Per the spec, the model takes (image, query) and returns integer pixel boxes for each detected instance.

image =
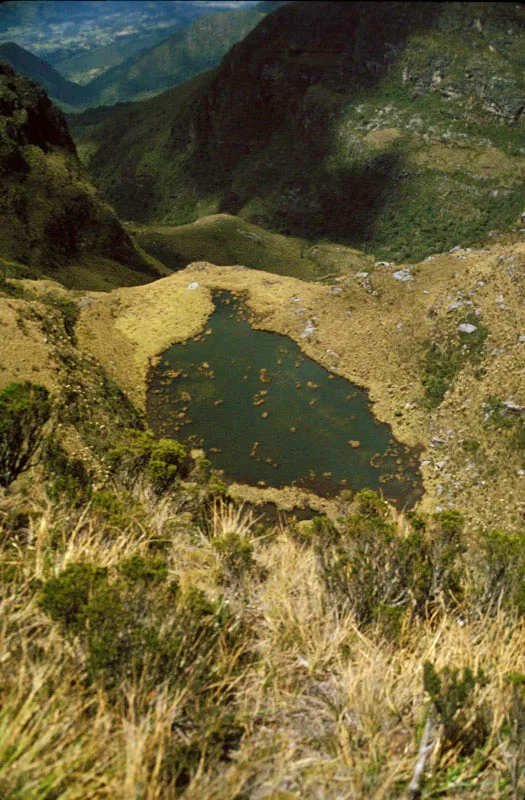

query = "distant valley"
[0,4,267,110]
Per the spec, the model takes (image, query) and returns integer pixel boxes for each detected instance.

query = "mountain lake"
[147,291,422,505]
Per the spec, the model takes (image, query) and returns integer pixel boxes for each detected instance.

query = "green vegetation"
[0,382,51,487]
[133,214,373,281]
[43,440,92,505]
[421,316,489,407]
[306,495,465,632]
[0,61,164,290]
[423,661,489,754]
[484,396,525,455]
[108,430,189,492]
[478,529,525,614]
[71,2,525,264]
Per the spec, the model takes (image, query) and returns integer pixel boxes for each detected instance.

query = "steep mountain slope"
[70,71,214,224]
[0,61,162,290]
[83,8,265,106]
[73,1,525,262]
[0,42,88,110]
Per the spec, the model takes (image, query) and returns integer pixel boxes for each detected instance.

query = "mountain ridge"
[83,8,265,106]
[0,7,267,112]
[0,41,89,109]
[72,0,525,262]
[0,61,163,290]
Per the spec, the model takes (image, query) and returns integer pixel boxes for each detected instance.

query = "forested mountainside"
[72,0,525,262]
[0,61,162,289]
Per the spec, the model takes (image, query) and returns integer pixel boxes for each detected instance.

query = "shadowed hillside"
[72,1,525,262]
[0,41,89,110]
[0,62,163,289]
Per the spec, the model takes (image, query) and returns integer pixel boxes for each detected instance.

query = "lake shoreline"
[77,245,525,532]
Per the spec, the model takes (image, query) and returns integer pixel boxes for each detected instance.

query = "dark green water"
[147,292,421,505]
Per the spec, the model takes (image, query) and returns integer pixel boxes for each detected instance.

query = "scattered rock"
[458,323,477,334]
[502,400,523,414]
[392,268,412,282]
[300,320,316,339]
[186,281,199,290]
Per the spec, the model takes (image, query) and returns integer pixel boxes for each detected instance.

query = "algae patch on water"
[147,292,421,504]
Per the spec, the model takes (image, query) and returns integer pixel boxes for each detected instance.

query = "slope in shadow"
[189,1,443,242]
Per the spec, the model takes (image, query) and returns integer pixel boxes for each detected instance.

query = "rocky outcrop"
[0,61,158,285]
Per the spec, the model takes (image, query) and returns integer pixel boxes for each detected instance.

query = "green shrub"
[41,560,244,693]
[41,562,108,634]
[421,318,488,407]
[478,529,525,614]
[43,440,92,505]
[118,553,168,586]
[312,495,465,629]
[484,396,525,456]
[423,661,489,754]
[107,430,188,491]
[0,382,51,487]
[212,532,255,581]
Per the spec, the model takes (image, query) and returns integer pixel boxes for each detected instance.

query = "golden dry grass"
[1,485,523,799]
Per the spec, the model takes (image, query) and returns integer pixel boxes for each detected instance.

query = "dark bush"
[41,560,244,691]
[423,661,489,754]
[478,529,525,614]
[0,382,51,487]
[311,492,465,629]
[43,440,92,505]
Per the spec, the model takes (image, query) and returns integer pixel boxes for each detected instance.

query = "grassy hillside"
[73,1,525,263]
[83,8,265,106]
[0,62,164,290]
[132,213,374,280]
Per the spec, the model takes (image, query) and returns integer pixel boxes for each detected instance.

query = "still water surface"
[147,292,421,504]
